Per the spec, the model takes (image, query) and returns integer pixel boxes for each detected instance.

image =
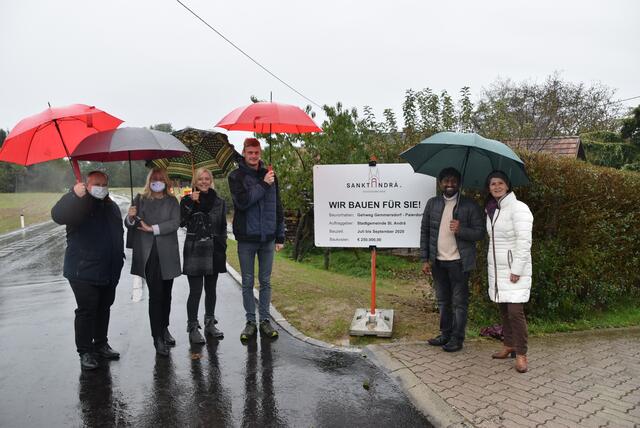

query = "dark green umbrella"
[400,132,530,189]
[149,127,239,181]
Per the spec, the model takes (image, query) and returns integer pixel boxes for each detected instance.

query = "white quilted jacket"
[486,192,533,303]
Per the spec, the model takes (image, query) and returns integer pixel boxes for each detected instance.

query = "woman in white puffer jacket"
[485,170,533,373]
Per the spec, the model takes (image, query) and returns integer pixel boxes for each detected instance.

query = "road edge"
[225,261,468,426]
[365,344,471,428]
[225,262,361,353]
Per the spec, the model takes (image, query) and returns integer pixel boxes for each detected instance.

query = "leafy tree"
[0,129,26,192]
[458,86,474,132]
[473,73,621,145]
[621,105,640,146]
[149,123,174,133]
[382,108,398,134]
[440,90,456,131]
[402,89,418,143]
[420,88,441,133]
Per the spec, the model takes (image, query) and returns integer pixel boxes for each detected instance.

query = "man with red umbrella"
[228,138,285,341]
[51,171,125,370]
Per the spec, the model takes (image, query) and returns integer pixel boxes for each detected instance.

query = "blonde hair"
[192,167,215,189]
[142,167,172,199]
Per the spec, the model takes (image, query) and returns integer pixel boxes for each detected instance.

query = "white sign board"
[313,163,436,248]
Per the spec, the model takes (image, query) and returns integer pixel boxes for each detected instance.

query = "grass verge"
[226,242,640,346]
[226,241,440,346]
[0,192,64,234]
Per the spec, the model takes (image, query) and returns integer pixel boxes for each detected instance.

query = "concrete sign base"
[349,308,394,337]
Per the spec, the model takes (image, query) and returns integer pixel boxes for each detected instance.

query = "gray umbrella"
[71,127,190,200]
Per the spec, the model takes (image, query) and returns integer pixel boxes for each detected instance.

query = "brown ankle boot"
[515,354,528,373]
[491,347,516,359]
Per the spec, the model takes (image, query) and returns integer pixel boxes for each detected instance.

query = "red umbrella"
[215,101,322,163]
[215,102,322,134]
[0,104,123,181]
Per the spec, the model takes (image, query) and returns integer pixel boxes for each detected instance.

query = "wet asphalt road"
[0,198,429,427]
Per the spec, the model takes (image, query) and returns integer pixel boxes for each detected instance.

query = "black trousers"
[69,281,116,355]
[187,273,219,323]
[146,243,173,339]
[431,259,470,341]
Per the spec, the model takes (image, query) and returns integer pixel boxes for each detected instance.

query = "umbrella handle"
[71,159,82,183]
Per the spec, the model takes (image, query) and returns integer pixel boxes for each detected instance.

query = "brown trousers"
[499,303,528,355]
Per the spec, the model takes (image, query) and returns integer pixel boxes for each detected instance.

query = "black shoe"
[95,344,120,360]
[442,338,463,352]
[154,337,169,357]
[187,321,205,344]
[163,328,176,347]
[80,353,99,370]
[205,316,224,339]
[427,335,450,346]
[240,321,257,341]
[259,320,279,339]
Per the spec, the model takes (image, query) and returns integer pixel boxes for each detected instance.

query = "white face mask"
[150,181,166,193]
[89,185,108,200]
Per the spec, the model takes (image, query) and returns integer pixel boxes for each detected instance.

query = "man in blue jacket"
[51,171,125,370]
[229,138,285,341]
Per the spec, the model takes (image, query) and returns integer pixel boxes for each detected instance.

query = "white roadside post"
[313,162,436,337]
[20,212,25,229]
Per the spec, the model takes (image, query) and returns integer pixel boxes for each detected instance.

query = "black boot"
[442,338,463,352]
[95,343,120,360]
[80,353,99,370]
[154,337,169,357]
[163,327,176,347]
[187,321,205,344]
[204,316,224,339]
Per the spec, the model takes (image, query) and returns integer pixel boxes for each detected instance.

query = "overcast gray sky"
[1,0,638,149]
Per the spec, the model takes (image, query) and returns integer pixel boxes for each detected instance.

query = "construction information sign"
[313,163,436,248]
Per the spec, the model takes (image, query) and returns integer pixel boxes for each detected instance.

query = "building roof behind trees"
[504,136,585,160]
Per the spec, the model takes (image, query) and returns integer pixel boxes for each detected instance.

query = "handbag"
[183,211,215,275]
[183,237,214,275]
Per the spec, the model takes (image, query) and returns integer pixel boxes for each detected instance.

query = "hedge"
[468,151,640,323]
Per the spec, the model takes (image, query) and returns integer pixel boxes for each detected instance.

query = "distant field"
[0,187,167,234]
[0,193,64,234]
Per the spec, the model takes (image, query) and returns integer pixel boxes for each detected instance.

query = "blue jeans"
[431,259,470,341]
[237,240,275,323]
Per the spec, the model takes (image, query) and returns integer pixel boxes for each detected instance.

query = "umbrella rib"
[24,121,54,165]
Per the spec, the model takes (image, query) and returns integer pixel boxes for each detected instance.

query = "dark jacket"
[51,191,125,286]
[180,190,228,274]
[228,159,285,244]
[420,194,484,272]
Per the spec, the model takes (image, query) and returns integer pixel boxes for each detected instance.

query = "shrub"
[580,130,624,144]
[468,151,640,323]
[582,141,640,169]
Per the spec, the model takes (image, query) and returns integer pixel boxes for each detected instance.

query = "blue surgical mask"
[89,185,108,200]
[150,181,166,193]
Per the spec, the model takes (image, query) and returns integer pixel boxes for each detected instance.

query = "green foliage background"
[468,151,640,324]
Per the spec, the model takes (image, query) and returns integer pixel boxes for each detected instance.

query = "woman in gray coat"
[126,167,181,357]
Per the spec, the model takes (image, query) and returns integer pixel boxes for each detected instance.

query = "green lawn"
[0,192,64,234]
[226,241,440,346]
[226,240,640,346]
[0,188,140,234]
